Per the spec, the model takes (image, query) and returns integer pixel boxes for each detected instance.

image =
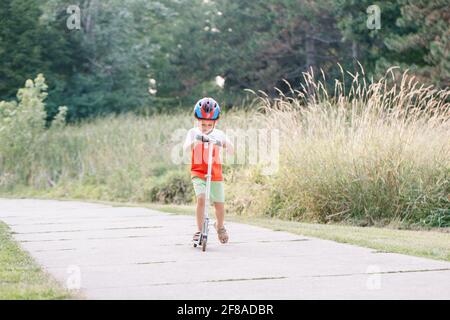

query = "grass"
[0,221,73,299]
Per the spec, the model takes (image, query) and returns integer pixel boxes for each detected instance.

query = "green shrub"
[0,74,67,189]
[145,170,193,204]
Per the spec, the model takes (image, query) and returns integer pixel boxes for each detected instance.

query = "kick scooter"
[193,134,221,252]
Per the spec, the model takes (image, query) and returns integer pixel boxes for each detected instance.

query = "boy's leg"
[214,202,225,229]
[196,194,205,231]
[211,181,226,229]
[214,201,229,243]
[192,177,206,232]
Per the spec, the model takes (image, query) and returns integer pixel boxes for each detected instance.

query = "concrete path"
[0,198,449,299]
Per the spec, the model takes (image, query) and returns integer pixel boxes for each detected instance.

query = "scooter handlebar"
[195,134,222,146]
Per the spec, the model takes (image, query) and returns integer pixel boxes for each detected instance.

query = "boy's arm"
[183,139,193,152]
[183,130,202,152]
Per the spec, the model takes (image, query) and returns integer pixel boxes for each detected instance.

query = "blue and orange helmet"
[194,97,221,120]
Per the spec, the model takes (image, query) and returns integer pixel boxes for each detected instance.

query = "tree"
[167,0,345,98]
[333,0,403,76]
[41,0,178,120]
[381,0,449,87]
[0,0,73,109]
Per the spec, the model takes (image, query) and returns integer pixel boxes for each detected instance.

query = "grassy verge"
[0,221,73,299]
[6,194,447,262]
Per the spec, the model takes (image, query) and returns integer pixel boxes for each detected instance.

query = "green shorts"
[192,177,225,203]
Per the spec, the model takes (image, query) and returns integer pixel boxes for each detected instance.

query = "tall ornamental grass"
[227,66,449,228]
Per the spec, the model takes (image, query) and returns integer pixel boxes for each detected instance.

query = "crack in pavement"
[206,276,288,283]
[135,261,176,265]
[7,219,157,226]
[215,238,309,244]
[257,239,309,243]
[86,276,289,290]
[310,267,450,278]
[12,226,163,235]
[84,268,450,291]
[19,238,72,243]
[39,260,179,269]
[18,235,155,242]
[34,248,76,252]
[2,215,154,222]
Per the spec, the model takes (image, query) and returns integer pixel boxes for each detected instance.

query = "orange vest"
[191,142,223,181]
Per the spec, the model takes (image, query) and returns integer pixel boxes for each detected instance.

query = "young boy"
[183,97,234,244]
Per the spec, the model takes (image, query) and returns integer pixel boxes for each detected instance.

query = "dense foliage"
[0,0,448,120]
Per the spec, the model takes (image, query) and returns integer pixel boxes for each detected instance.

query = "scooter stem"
[202,141,214,237]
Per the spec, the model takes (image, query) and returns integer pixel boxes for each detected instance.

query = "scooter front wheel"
[202,236,207,252]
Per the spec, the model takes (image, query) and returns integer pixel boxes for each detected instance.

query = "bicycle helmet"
[194,97,221,120]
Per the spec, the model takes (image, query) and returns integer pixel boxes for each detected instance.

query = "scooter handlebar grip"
[195,134,210,142]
